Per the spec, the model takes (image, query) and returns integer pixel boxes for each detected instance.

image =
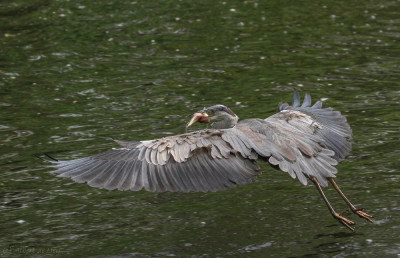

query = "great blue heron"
[51,89,373,231]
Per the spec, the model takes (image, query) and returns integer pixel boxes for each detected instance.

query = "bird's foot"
[352,208,374,223]
[333,212,356,231]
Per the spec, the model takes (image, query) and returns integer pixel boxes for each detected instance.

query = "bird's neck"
[211,114,239,129]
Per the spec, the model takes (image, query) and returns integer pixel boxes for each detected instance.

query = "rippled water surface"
[1,0,399,257]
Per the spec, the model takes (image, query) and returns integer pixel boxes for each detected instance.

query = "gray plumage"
[51,89,352,192]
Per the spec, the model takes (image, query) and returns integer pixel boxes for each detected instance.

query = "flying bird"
[51,89,373,231]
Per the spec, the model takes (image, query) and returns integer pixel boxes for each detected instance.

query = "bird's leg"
[311,177,356,231]
[328,178,374,223]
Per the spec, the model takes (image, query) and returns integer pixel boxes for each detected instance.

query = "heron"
[51,89,373,231]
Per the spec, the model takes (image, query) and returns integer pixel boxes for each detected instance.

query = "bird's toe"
[333,213,356,231]
[354,209,374,223]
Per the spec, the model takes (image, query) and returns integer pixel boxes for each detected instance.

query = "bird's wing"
[229,118,338,187]
[278,89,352,160]
[51,129,260,192]
[222,89,352,187]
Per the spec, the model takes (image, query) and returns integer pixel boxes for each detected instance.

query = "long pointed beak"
[186,112,209,128]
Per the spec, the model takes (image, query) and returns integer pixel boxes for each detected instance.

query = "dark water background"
[1,0,399,257]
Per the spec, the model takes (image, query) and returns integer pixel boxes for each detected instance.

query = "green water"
[1,0,399,257]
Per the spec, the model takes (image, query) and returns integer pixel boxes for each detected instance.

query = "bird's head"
[186,105,238,129]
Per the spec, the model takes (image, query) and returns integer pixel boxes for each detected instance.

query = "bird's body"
[51,89,373,231]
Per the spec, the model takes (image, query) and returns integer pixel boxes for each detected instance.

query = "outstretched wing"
[52,130,260,192]
[278,89,352,160]
[224,89,351,187]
